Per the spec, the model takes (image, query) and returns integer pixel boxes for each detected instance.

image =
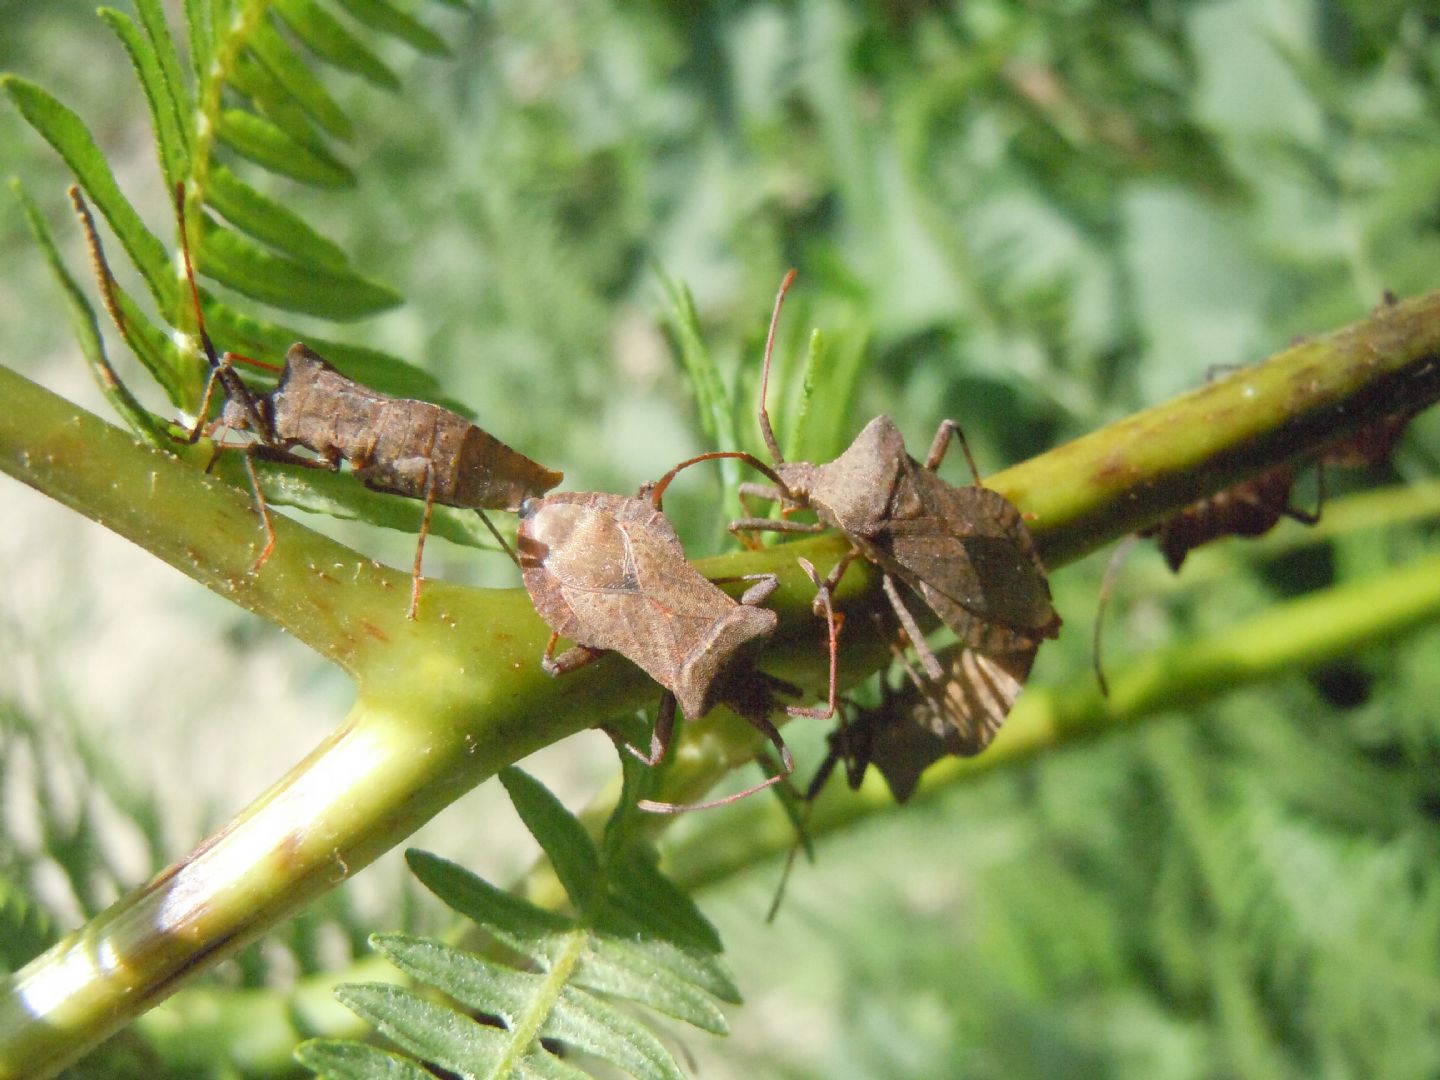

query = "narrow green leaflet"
[248,14,354,140]
[134,0,194,146]
[12,179,168,446]
[198,214,401,319]
[570,942,730,1034]
[272,0,401,90]
[207,164,351,270]
[802,320,870,464]
[586,933,740,1006]
[1,77,173,309]
[217,107,356,188]
[229,53,336,156]
[334,0,451,56]
[296,1040,434,1080]
[405,850,572,961]
[182,0,213,86]
[333,983,514,1077]
[605,846,722,955]
[659,274,744,519]
[499,768,603,916]
[98,8,190,186]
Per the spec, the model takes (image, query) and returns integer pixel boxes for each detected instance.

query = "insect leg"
[637,727,794,814]
[239,447,277,572]
[784,557,839,721]
[407,468,437,619]
[728,517,825,541]
[881,574,944,680]
[476,510,520,566]
[924,418,983,486]
[756,269,799,465]
[816,548,861,614]
[542,639,608,677]
[601,691,677,768]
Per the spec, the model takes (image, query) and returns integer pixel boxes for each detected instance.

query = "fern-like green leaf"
[333,0,452,56]
[272,0,402,90]
[248,14,355,141]
[333,983,538,1077]
[98,7,190,187]
[1,76,173,308]
[216,107,356,187]
[373,935,685,1080]
[314,775,738,1079]
[197,213,401,319]
[11,179,169,445]
[207,164,351,270]
[498,768,603,916]
[297,1039,434,1080]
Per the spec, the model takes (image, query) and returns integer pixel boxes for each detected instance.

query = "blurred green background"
[4,1,1440,1077]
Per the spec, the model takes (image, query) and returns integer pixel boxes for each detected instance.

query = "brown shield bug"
[77,183,564,618]
[516,452,840,813]
[725,271,1061,679]
[1091,401,1421,694]
[1139,463,1318,574]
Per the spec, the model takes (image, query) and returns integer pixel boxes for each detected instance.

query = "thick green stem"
[0,286,1437,1077]
[664,546,1440,891]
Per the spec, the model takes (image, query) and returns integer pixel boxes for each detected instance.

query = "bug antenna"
[757,269,797,466]
[649,450,790,509]
[173,182,222,372]
[637,769,789,814]
[766,803,812,923]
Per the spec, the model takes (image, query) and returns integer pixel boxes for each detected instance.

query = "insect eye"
[519,497,539,518]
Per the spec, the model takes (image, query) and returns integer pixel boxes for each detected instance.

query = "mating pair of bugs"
[74,185,1061,810]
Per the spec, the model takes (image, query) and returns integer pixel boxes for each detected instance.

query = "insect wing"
[874,470,1060,649]
[519,494,768,708]
[864,645,1035,800]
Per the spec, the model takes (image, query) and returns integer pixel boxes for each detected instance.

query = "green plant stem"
[665,546,1440,892]
[0,286,1438,1077]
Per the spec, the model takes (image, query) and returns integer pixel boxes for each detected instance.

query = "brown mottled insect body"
[1140,463,1309,573]
[518,456,840,812]
[518,490,778,723]
[250,344,562,516]
[730,273,1060,677]
[122,185,565,618]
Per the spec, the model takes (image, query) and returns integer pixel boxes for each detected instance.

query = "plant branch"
[0,284,1437,1077]
[663,546,1440,892]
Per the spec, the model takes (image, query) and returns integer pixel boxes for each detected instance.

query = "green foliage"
[2,0,472,537]
[303,769,738,1080]
[2,1,1440,1079]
